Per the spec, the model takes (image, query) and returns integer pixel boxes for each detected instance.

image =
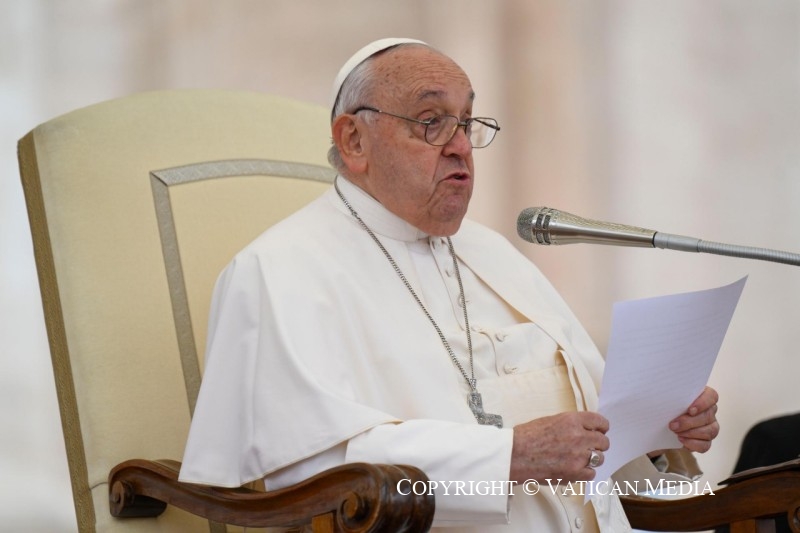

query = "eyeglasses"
[353,106,500,148]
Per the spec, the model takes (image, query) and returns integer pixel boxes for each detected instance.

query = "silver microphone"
[516,206,800,267]
[516,207,655,247]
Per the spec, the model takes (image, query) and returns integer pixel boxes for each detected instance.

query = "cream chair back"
[19,90,335,532]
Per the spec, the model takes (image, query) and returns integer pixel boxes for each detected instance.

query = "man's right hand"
[509,411,610,483]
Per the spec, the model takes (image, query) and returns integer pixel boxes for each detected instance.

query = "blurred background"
[2,0,798,530]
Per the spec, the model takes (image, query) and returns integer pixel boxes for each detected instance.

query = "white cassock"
[180,176,697,532]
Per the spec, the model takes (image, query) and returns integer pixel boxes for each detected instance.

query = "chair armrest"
[109,459,435,532]
[620,458,800,532]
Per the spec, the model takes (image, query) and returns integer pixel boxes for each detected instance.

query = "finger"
[576,450,605,482]
[587,449,605,467]
[581,454,603,481]
[671,403,718,432]
[591,433,611,452]
[687,386,719,417]
[581,412,610,434]
[679,436,713,454]
[676,421,720,442]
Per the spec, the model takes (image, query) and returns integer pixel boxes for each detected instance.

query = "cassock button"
[575,517,584,529]
[495,332,508,342]
[503,364,517,374]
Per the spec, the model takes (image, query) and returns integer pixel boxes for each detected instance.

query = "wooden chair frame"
[108,458,800,532]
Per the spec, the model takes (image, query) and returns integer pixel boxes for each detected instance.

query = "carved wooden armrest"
[109,459,435,532]
[620,458,800,532]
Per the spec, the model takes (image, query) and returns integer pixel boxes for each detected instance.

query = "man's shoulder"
[458,218,503,238]
[454,218,547,281]
[235,191,336,257]
[456,218,520,253]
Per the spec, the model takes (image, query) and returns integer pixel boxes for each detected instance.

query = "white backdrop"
[2,1,798,531]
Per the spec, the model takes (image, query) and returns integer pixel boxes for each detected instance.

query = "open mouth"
[447,172,471,182]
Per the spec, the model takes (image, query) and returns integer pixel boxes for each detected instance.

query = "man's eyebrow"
[415,89,446,102]
[415,89,476,103]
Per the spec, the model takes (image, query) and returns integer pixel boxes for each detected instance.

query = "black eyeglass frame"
[353,106,500,148]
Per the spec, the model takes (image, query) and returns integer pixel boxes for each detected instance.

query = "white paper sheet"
[592,276,747,486]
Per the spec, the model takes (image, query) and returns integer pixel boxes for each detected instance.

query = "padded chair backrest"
[18,90,335,532]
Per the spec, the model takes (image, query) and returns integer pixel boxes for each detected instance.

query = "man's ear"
[331,114,368,174]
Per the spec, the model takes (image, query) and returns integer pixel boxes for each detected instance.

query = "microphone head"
[517,207,557,244]
[517,206,656,247]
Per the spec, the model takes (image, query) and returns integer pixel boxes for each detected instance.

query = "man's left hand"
[668,386,720,453]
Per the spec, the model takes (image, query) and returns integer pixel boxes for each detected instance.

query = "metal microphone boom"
[516,206,800,267]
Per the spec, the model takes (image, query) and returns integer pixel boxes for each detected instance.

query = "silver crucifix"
[468,391,503,428]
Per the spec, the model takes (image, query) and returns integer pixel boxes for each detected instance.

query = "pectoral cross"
[468,391,503,428]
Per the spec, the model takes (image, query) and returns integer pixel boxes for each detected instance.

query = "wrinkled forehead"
[330,37,427,112]
[371,46,475,108]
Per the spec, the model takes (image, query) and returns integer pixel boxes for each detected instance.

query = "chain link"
[334,178,477,393]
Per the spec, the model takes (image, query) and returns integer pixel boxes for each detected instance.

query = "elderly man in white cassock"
[179,38,721,532]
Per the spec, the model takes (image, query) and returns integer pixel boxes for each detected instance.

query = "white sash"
[458,350,634,533]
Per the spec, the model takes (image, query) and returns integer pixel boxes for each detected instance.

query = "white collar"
[332,175,430,243]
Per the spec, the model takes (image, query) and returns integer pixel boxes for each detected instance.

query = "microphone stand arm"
[653,233,800,267]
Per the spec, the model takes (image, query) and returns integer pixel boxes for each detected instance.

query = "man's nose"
[442,125,473,156]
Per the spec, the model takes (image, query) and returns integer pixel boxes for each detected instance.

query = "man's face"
[354,46,476,237]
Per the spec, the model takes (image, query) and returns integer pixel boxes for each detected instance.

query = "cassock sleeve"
[264,420,515,527]
[179,250,400,487]
[345,421,515,526]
